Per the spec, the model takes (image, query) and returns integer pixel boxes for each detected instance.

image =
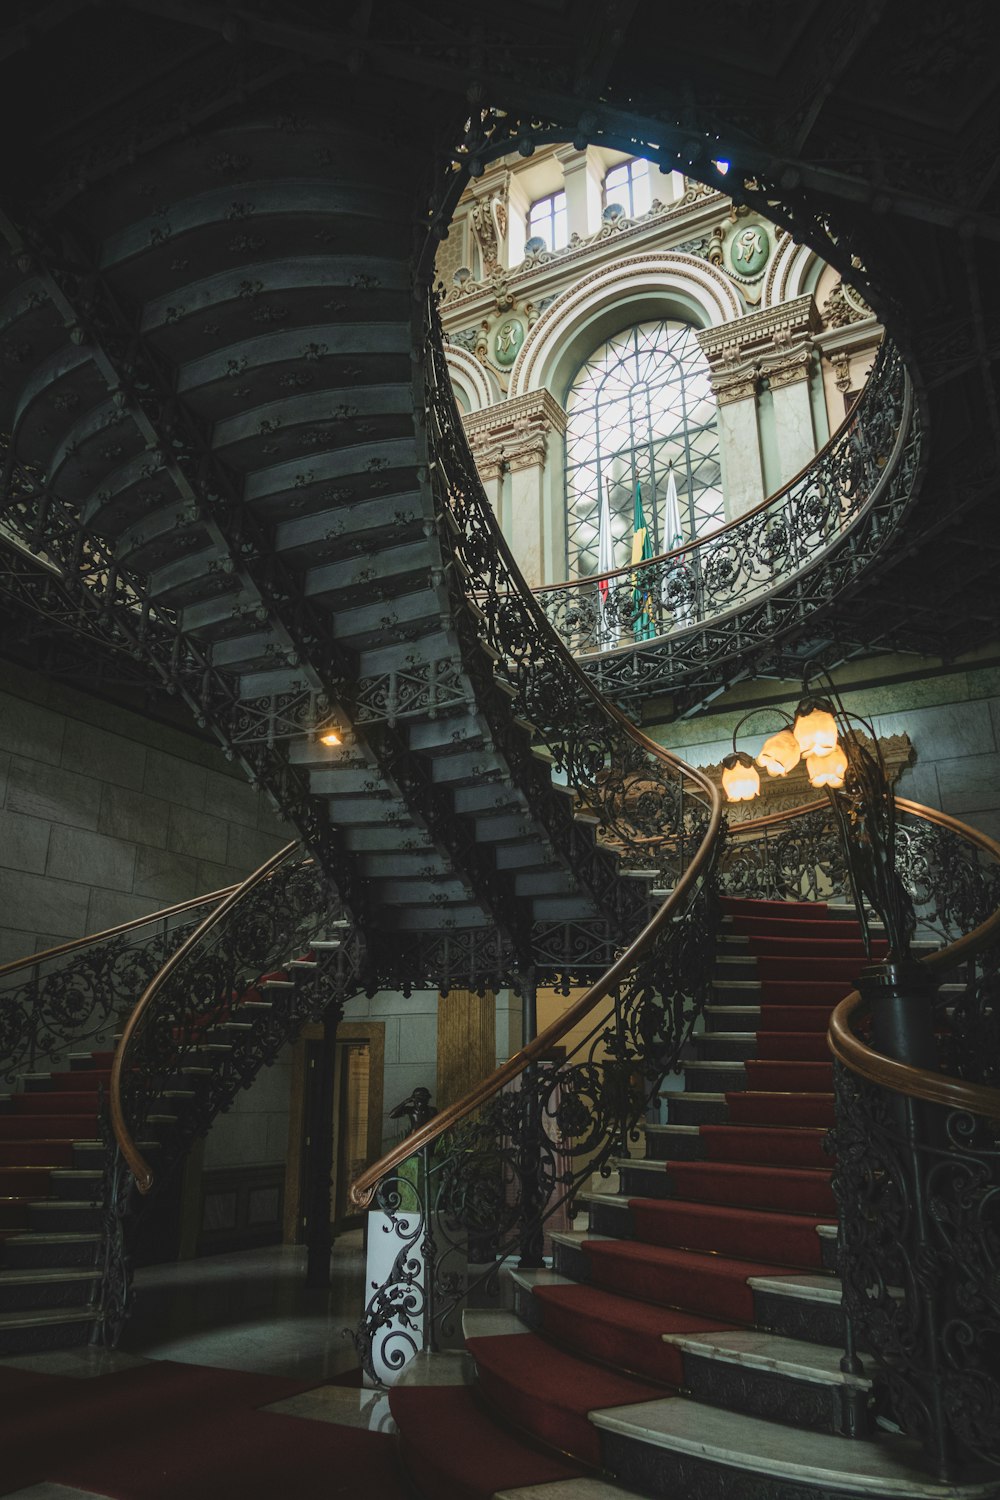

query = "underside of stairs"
[386,897,991,1500]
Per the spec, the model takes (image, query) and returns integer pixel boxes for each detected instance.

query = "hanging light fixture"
[721,751,761,802]
[792,697,839,758]
[806,742,848,789]
[756,728,801,777]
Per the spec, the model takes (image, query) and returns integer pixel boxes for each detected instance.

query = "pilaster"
[463,389,569,586]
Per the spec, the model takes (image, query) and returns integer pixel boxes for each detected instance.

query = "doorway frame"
[283,1020,385,1243]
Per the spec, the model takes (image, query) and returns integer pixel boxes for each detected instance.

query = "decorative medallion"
[493,314,526,366]
[727,222,770,280]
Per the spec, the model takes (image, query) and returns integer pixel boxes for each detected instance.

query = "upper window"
[564,320,722,578]
[527,191,568,252]
[604,158,651,219]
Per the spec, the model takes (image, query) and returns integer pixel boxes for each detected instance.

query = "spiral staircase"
[1,4,999,1498]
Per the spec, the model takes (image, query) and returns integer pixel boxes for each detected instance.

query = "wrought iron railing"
[723,795,1000,1480]
[827,807,1000,1482]
[0,884,238,1083]
[520,339,920,694]
[346,290,724,1378]
[96,841,363,1344]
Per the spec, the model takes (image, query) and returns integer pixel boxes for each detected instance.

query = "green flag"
[630,482,656,640]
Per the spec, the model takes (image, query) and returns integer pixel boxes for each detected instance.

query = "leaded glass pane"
[564,320,722,578]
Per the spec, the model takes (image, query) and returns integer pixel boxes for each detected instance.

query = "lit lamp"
[806,742,847,788]
[721,751,761,802]
[792,698,839,758]
[320,729,342,747]
[756,728,801,778]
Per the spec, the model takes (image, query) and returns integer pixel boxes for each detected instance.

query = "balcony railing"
[526,340,917,670]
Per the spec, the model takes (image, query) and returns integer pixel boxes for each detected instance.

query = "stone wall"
[0,659,292,966]
[648,660,1000,844]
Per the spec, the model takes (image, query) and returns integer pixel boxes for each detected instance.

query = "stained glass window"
[564,320,722,577]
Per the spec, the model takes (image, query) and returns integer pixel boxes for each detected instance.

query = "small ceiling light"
[792,699,839,759]
[807,742,848,789]
[721,751,760,803]
[320,730,341,747]
[756,728,801,778]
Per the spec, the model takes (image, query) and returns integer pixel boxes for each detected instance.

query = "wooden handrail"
[349,745,722,1210]
[827,797,1000,1121]
[111,841,299,1192]
[0,883,240,983]
[732,792,1000,1119]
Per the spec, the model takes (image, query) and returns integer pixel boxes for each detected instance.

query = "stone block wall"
[0,660,292,967]
[648,660,1000,844]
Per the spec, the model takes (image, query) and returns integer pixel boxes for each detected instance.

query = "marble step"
[0,1304,98,1355]
[660,1090,730,1126]
[590,1394,998,1500]
[0,1265,101,1314]
[2,1231,102,1269]
[663,1327,872,1436]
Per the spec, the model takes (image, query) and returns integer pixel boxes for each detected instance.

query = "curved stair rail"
[523,338,921,708]
[99,841,361,1343]
[722,794,1000,1480]
[345,289,724,1379]
[0,883,238,1084]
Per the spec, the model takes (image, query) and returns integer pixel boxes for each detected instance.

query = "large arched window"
[564,320,722,576]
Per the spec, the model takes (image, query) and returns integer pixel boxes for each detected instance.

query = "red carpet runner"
[0,1360,409,1499]
[389,896,872,1499]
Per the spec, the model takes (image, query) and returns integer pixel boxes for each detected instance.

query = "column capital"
[463,389,568,475]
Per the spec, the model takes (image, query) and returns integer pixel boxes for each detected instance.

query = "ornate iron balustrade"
[98,841,363,1344]
[0,886,237,1084]
[723,795,1000,1480]
[423,289,716,889]
[111,844,359,1191]
[516,340,920,707]
[352,856,722,1380]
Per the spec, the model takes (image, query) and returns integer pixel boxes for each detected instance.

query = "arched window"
[564,319,722,577]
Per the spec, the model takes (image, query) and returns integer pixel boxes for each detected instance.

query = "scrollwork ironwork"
[0,902,223,1084]
[353,868,721,1379]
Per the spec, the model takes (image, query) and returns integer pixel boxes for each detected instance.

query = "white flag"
[661,466,691,625]
[597,482,618,648]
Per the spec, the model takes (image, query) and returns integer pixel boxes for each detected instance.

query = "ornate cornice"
[698,292,821,402]
[463,388,568,476]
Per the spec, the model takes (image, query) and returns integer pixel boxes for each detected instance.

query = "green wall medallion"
[493,315,526,366]
[727,222,770,279]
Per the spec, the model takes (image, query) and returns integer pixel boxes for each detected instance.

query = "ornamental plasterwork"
[463,388,568,478]
[822,278,874,329]
[438,176,727,308]
[697,293,821,404]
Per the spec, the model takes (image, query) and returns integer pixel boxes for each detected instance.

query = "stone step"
[0,1265,101,1314]
[590,1395,996,1500]
[0,1305,99,1355]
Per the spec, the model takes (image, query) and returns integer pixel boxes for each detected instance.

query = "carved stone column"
[463,390,569,586]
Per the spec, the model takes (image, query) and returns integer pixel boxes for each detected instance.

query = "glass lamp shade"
[792,702,839,758]
[807,742,848,788]
[721,753,761,802]
[756,728,801,777]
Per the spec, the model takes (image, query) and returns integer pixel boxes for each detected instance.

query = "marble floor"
[1,1234,387,1500]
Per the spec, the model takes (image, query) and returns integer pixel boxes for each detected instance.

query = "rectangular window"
[527,191,568,252]
[604,158,652,219]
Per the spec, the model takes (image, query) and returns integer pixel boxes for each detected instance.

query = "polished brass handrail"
[349,740,722,1210]
[110,841,299,1192]
[0,882,240,983]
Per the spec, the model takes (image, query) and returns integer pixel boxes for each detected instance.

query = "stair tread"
[0,1306,100,1329]
[0,1267,101,1285]
[587,1396,994,1497]
[660,1328,871,1388]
